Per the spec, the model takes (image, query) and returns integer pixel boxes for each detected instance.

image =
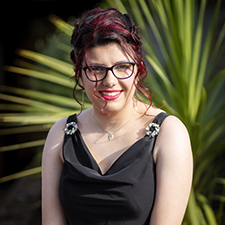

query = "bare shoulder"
[160,115,190,143]
[49,117,67,134]
[154,115,192,164]
[43,117,67,161]
[46,117,67,141]
[161,115,189,136]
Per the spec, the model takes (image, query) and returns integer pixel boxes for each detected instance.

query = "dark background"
[0,1,101,224]
[1,0,101,86]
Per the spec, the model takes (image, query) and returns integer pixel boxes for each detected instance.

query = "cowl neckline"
[63,112,169,176]
[76,129,151,176]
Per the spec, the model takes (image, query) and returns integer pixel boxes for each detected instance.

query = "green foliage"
[0,16,91,182]
[0,1,225,224]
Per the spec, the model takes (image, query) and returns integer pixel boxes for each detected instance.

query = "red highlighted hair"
[70,8,152,114]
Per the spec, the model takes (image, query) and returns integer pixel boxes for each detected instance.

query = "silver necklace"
[92,110,136,140]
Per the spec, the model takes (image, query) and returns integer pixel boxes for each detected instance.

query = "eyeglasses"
[81,62,136,82]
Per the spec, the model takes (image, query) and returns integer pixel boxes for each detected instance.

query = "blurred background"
[0,0,225,224]
[0,1,101,224]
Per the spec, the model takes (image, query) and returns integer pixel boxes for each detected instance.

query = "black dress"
[59,112,169,225]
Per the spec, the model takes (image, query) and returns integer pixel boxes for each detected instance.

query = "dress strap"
[153,112,170,126]
[67,114,77,123]
[145,112,170,138]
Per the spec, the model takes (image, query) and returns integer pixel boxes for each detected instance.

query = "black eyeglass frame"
[81,62,136,82]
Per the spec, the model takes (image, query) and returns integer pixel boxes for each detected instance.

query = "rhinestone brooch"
[146,123,160,138]
[64,122,78,135]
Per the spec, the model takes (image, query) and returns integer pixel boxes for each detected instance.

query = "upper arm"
[42,117,68,225]
[150,116,193,225]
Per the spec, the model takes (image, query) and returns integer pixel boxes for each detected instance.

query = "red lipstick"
[99,90,123,100]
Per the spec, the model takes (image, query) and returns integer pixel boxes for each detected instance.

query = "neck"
[92,103,136,132]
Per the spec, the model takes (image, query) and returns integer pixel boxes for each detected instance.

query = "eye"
[115,64,132,70]
[89,66,105,73]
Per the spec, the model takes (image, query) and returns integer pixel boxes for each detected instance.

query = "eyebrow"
[87,60,132,66]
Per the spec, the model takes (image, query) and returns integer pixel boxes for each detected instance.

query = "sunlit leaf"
[48,14,73,36]
[0,140,46,152]
[5,66,74,88]
[18,49,73,77]
[0,167,41,183]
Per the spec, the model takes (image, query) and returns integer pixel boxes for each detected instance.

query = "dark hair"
[70,7,152,114]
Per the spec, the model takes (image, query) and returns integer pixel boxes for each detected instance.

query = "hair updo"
[70,7,152,113]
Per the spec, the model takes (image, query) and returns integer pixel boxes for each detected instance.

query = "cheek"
[81,71,94,90]
[83,80,96,96]
[82,75,100,100]
[120,79,136,98]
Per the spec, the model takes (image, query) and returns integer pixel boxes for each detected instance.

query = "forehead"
[86,43,133,65]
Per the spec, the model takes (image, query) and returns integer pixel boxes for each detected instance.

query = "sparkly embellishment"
[146,123,160,138]
[108,133,113,140]
[64,122,78,135]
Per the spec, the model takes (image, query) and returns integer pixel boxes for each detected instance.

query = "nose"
[102,70,118,87]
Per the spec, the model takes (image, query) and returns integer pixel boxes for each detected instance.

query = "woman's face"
[81,43,137,115]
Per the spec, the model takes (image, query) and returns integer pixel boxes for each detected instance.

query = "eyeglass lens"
[84,62,135,81]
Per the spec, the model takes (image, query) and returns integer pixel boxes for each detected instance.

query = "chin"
[100,102,128,115]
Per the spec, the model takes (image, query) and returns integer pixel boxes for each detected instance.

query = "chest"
[81,127,147,175]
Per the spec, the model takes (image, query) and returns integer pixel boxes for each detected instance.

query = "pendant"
[108,133,113,140]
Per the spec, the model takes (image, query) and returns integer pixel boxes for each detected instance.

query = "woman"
[42,8,193,225]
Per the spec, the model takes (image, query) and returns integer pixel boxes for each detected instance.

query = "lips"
[99,90,123,100]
